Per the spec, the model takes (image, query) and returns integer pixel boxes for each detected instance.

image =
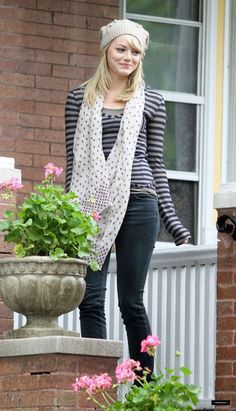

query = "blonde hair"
[83,35,144,105]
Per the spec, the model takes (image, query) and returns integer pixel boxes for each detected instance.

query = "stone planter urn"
[0,256,87,339]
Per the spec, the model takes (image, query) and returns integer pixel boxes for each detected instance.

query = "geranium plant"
[0,163,100,270]
[72,335,201,410]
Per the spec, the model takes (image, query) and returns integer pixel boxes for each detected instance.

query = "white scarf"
[70,83,145,268]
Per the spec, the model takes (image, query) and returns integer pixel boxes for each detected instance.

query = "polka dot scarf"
[70,83,145,269]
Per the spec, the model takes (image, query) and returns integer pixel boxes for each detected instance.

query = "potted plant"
[0,163,100,338]
[72,335,201,410]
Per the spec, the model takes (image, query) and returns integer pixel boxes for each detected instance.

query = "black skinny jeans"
[79,194,160,371]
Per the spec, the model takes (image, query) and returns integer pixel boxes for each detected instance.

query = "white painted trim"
[221,0,230,183]
[0,157,15,169]
[166,170,199,181]
[198,0,217,244]
[126,13,202,28]
[158,90,204,104]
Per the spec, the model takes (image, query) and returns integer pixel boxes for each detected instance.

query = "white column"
[0,157,21,183]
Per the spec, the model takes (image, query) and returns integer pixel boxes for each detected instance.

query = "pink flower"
[72,373,112,394]
[115,359,141,384]
[44,163,63,178]
[93,373,112,390]
[92,211,101,222]
[141,335,161,356]
[0,177,23,192]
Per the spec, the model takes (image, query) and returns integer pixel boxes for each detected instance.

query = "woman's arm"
[146,91,191,245]
[65,88,83,192]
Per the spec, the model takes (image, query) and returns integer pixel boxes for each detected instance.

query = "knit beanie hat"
[99,19,149,53]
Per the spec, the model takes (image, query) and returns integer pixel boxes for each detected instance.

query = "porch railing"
[14,244,217,409]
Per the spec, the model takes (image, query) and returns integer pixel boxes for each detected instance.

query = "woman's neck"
[103,79,128,109]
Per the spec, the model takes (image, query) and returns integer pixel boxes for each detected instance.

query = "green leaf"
[90,259,99,271]
[14,244,26,257]
[49,247,67,260]
[28,227,42,241]
[0,220,10,231]
[4,210,14,219]
[71,226,86,235]
[179,367,192,376]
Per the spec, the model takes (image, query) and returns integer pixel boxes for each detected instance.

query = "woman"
[65,19,191,373]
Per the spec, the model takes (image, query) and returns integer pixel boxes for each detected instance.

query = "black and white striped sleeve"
[65,88,83,192]
[146,89,191,245]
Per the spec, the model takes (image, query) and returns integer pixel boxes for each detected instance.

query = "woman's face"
[106,35,142,79]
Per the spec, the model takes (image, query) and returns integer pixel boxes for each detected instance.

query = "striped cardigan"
[65,86,191,245]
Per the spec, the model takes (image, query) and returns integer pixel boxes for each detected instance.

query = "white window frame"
[222,0,236,184]
[120,0,217,245]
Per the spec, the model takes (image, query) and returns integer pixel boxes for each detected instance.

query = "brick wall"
[0,352,119,410]
[215,207,236,410]
[0,0,119,201]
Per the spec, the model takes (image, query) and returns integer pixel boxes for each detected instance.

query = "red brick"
[51,90,67,103]
[53,13,86,29]
[216,376,236,391]
[0,6,19,20]
[69,28,99,43]
[0,60,16,72]
[0,111,17,126]
[86,16,111,30]
[217,301,234,316]
[217,271,233,285]
[37,0,71,12]
[0,46,35,61]
[50,143,66,157]
[35,24,69,39]
[218,316,236,331]
[17,61,51,76]
[0,72,35,87]
[18,8,53,24]
[0,84,17,98]
[0,32,21,47]
[35,129,64,143]
[51,117,65,130]
[36,50,69,65]
[216,361,233,376]
[53,64,85,81]
[16,140,50,155]
[53,38,82,53]
[69,53,98,68]
[1,126,34,140]
[0,301,13,319]
[0,20,36,36]
[36,75,68,91]
[1,0,36,7]
[87,3,118,18]
[21,34,53,50]
[17,113,50,129]
[217,346,236,361]
[0,318,13,335]
[0,100,35,114]
[33,154,66,169]
[218,286,236,300]
[17,87,51,102]
[0,138,15,151]
[35,102,64,117]
[217,331,234,346]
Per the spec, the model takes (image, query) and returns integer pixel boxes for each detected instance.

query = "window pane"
[164,102,196,172]
[139,20,199,93]
[127,0,201,21]
[158,180,197,244]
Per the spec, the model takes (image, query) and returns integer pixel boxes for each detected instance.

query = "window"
[123,0,206,244]
[223,0,236,183]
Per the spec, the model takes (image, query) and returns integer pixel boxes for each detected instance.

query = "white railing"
[14,244,217,409]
